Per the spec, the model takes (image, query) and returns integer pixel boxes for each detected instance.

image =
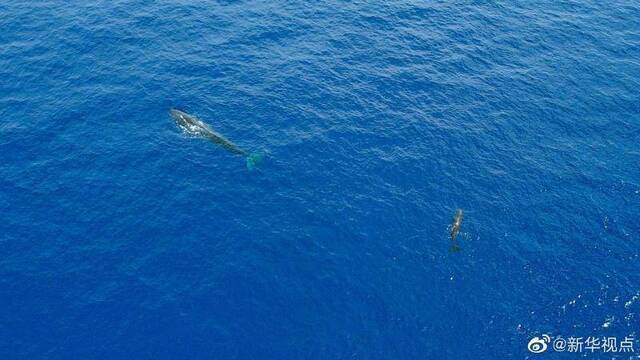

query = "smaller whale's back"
[450,209,463,241]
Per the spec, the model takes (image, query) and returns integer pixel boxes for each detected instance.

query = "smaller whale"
[170,109,262,170]
[449,209,463,252]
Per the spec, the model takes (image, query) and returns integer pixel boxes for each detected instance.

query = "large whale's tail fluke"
[246,152,264,171]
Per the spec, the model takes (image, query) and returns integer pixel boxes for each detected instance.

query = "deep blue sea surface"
[1,1,639,358]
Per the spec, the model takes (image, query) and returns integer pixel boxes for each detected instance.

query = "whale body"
[169,109,262,170]
[450,209,463,241]
[449,209,464,252]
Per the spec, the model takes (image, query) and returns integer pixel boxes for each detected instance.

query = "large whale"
[170,109,262,170]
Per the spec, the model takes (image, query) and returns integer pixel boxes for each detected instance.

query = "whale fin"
[246,153,264,171]
[449,243,462,253]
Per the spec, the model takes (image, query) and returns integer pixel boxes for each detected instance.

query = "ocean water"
[1,1,639,358]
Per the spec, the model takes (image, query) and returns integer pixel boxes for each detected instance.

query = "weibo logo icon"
[528,335,551,353]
